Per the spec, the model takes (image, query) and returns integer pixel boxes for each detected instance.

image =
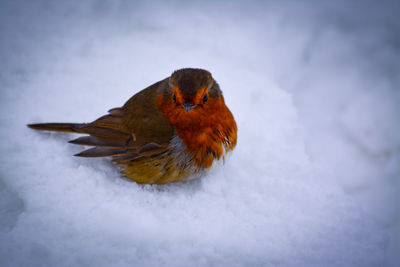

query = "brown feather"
[138,143,169,156]
[89,115,124,130]
[139,142,162,153]
[78,126,131,143]
[75,147,129,157]
[140,147,169,157]
[27,123,86,133]
[69,136,125,148]
[112,152,142,162]
[112,145,168,162]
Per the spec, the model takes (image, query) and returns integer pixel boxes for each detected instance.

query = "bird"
[28,68,237,184]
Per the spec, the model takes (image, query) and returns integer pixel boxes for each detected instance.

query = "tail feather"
[74,147,129,157]
[27,123,87,133]
[69,136,126,148]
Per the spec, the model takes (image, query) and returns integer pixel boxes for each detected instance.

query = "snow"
[1,0,399,266]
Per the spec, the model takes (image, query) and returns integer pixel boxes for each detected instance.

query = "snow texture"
[1,1,399,266]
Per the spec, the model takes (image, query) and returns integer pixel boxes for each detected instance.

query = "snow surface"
[1,1,399,266]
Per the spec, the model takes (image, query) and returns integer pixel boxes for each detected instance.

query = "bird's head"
[157,68,224,128]
[157,68,237,167]
[169,68,221,113]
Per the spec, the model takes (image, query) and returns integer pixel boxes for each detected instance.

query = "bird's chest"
[171,128,225,169]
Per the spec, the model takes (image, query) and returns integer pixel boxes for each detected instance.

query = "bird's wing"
[71,78,174,161]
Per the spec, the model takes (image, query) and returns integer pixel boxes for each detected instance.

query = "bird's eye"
[173,94,176,103]
[203,94,208,103]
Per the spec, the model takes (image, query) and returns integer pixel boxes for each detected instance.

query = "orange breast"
[157,94,237,168]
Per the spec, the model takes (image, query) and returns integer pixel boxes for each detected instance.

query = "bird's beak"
[183,103,195,112]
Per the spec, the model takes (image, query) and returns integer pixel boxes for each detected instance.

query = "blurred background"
[1,1,399,266]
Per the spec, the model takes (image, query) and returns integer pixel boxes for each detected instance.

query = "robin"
[28,68,237,184]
